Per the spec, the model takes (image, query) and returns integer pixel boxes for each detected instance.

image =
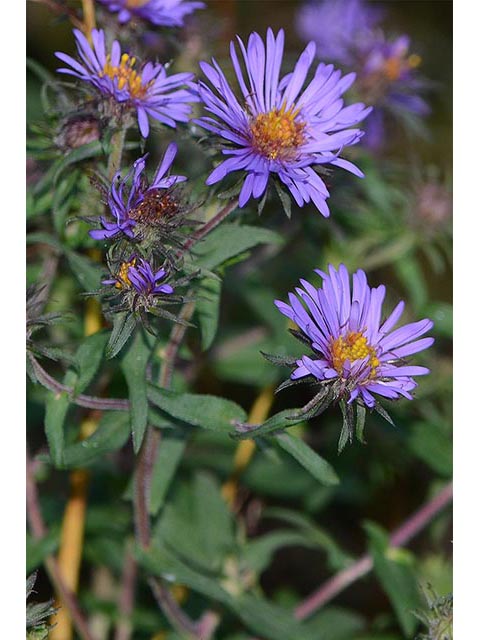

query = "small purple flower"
[195,28,371,216]
[55,28,197,137]
[103,255,174,296]
[97,0,205,27]
[275,264,434,408]
[89,142,186,240]
[295,0,382,66]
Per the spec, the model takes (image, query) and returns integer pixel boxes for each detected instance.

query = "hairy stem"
[26,447,96,640]
[294,481,453,620]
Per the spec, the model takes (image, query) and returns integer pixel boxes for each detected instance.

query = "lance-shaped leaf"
[195,277,222,350]
[364,521,421,637]
[272,432,339,487]
[73,330,109,394]
[233,408,307,440]
[106,312,137,359]
[121,329,151,453]
[192,223,283,271]
[66,249,104,293]
[149,433,187,515]
[44,370,77,468]
[147,386,247,432]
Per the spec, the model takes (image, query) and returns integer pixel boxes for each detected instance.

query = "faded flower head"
[275,264,434,409]
[89,142,187,242]
[97,0,205,27]
[55,28,197,137]
[55,113,101,151]
[196,28,371,216]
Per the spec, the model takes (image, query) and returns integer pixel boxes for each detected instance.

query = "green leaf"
[234,408,306,440]
[106,312,137,359]
[73,331,109,394]
[137,544,233,605]
[65,249,104,293]
[147,386,247,432]
[264,507,352,571]
[407,421,452,476]
[192,223,284,271]
[230,593,311,640]
[52,170,79,234]
[26,532,59,573]
[356,404,367,444]
[45,392,69,467]
[338,401,354,453]
[53,140,104,184]
[196,277,222,350]
[121,330,151,453]
[364,521,421,637]
[62,412,130,467]
[241,530,317,574]
[149,433,186,515]
[273,180,292,218]
[304,606,366,640]
[193,472,235,565]
[273,432,339,486]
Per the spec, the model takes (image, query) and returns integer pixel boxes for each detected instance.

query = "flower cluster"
[56,28,197,137]
[274,264,434,409]
[295,0,429,148]
[97,0,205,27]
[196,28,371,216]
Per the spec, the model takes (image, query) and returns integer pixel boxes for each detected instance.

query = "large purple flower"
[103,256,174,296]
[97,0,205,26]
[275,264,434,408]
[295,0,382,66]
[195,28,372,216]
[89,143,186,240]
[55,28,196,137]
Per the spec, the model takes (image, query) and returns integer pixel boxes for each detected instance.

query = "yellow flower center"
[125,0,150,7]
[100,53,150,98]
[383,52,422,82]
[115,258,136,289]
[331,331,380,377]
[250,103,306,161]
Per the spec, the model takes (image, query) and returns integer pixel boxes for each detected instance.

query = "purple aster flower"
[195,28,372,216]
[275,264,434,409]
[97,0,205,27]
[103,255,174,296]
[55,28,197,137]
[295,0,383,66]
[89,142,186,240]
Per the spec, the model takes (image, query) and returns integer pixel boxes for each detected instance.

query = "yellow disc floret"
[331,331,380,377]
[125,0,150,7]
[250,103,306,161]
[115,257,137,289]
[100,53,150,98]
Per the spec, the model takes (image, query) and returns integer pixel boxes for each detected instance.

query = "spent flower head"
[273,264,434,446]
[97,0,205,27]
[195,28,371,216]
[56,28,197,137]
